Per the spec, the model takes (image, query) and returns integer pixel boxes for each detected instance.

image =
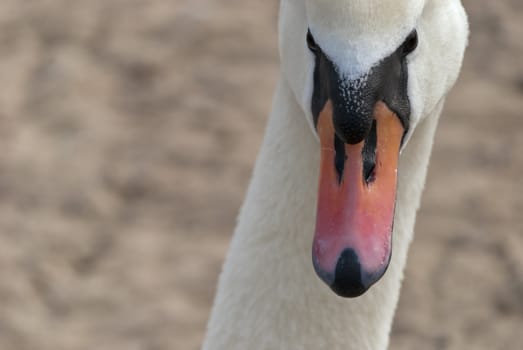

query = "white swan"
[203,0,468,349]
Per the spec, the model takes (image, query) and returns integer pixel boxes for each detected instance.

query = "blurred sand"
[0,1,521,349]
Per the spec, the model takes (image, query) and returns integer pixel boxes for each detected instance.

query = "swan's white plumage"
[305,0,426,78]
[203,1,468,349]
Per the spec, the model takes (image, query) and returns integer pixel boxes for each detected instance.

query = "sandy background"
[0,1,521,349]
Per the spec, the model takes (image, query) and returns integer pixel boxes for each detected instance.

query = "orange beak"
[312,100,404,297]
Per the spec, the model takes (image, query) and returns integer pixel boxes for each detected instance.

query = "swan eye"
[306,29,319,53]
[402,30,418,56]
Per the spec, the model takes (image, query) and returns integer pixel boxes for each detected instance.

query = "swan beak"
[312,100,404,298]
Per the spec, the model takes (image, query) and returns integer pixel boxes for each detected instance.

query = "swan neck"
[202,79,441,350]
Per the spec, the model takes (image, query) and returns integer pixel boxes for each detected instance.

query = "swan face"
[279,0,468,297]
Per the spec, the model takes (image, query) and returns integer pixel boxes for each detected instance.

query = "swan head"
[278,0,468,297]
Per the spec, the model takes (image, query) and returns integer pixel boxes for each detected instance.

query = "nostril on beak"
[362,120,377,183]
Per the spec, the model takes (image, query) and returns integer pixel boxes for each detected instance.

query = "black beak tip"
[329,249,385,298]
